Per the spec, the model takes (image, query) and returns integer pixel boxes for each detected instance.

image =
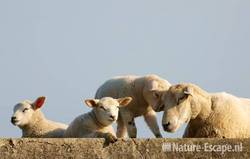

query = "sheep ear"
[147,80,158,91]
[32,96,46,110]
[184,87,193,96]
[85,99,99,108]
[117,97,132,107]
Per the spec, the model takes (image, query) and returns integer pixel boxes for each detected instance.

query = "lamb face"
[11,97,46,128]
[162,84,193,133]
[94,98,119,126]
[143,75,171,112]
[85,97,132,126]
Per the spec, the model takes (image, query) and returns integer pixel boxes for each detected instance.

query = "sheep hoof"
[105,133,118,144]
[156,134,163,138]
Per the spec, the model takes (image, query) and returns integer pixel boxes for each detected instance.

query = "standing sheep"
[11,96,68,138]
[162,83,250,138]
[64,97,132,143]
[95,74,171,138]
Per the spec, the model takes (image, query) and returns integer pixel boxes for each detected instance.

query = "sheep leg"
[126,118,137,138]
[116,113,127,138]
[94,131,117,143]
[124,116,137,138]
[143,110,162,138]
[118,110,137,138]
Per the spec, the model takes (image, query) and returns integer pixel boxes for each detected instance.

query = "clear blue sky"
[0,0,250,138]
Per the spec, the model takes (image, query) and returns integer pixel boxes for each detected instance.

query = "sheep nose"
[110,115,115,120]
[11,116,16,120]
[162,122,171,131]
[11,117,17,123]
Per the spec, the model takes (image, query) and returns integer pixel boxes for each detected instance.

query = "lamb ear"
[117,97,133,107]
[184,87,193,96]
[85,99,99,108]
[32,96,46,110]
[147,80,159,91]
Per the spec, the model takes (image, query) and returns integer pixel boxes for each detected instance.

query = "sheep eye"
[100,106,106,111]
[23,108,29,112]
[153,92,160,98]
[177,96,187,105]
[159,104,165,111]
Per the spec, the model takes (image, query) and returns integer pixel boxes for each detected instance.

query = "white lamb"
[162,83,250,138]
[64,97,132,143]
[11,96,68,138]
[95,74,171,138]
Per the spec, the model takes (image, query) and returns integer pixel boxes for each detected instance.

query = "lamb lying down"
[11,96,68,138]
[64,97,132,143]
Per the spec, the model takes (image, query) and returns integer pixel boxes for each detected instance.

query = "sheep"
[162,83,250,138]
[95,74,171,138]
[11,96,68,138]
[64,97,132,144]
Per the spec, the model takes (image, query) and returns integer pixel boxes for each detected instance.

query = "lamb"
[11,96,68,138]
[162,83,250,138]
[64,97,132,143]
[95,74,171,138]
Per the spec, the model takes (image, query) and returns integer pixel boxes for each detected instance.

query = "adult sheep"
[11,96,68,138]
[162,83,250,138]
[95,74,171,138]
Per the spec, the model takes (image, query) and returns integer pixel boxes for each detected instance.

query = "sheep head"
[11,96,46,127]
[85,97,132,126]
[161,84,195,133]
[143,75,171,112]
